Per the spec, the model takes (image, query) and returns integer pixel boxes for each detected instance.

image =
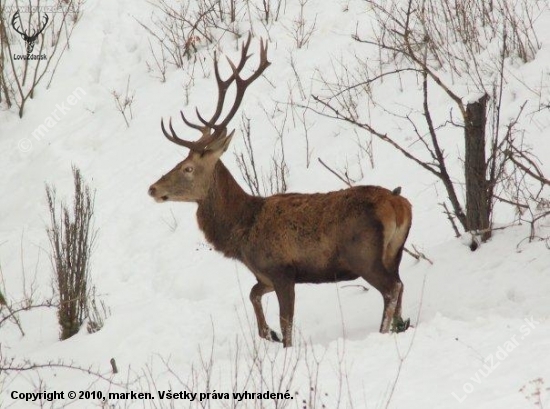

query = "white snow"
[1,0,549,408]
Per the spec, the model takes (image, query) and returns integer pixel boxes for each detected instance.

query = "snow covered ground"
[1,0,549,408]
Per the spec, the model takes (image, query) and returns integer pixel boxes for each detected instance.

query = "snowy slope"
[1,0,549,408]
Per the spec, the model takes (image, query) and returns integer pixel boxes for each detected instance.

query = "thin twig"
[440,202,461,238]
[404,245,434,265]
[317,157,352,187]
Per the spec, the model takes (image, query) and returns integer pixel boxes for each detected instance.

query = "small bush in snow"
[46,166,98,340]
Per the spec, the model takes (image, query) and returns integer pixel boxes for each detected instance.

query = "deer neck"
[196,161,263,258]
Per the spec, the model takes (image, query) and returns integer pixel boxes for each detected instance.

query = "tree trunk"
[464,94,491,242]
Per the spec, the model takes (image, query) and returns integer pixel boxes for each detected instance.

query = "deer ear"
[204,130,234,159]
[220,130,234,152]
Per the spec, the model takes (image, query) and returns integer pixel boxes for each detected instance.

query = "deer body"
[149,35,412,347]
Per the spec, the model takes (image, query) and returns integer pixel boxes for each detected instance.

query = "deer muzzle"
[148,185,169,202]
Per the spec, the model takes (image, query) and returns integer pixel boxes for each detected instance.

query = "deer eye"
[184,166,194,173]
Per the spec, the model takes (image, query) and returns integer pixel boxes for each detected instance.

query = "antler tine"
[161,118,201,150]
[162,116,219,152]
[242,38,269,84]
[222,33,252,77]
[195,108,212,128]
[206,53,229,129]
[212,46,250,85]
[237,32,253,70]
[180,110,204,131]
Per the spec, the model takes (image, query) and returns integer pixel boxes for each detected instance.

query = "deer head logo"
[11,11,49,55]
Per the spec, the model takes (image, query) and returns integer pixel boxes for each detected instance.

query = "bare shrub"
[266,152,289,195]
[261,103,290,195]
[136,1,204,75]
[236,114,262,195]
[137,0,245,81]
[46,166,98,340]
[235,113,289,197]
[86,286,110,334]
[201,0,243,36]
[0,253,55,337]
[145,38,168,82]
[520,377,548,409]
[498,130,550,242]
[120,326,355,409]
[283,0,317,49]
[111,76,135,128]
[0,348,129,406]
[254,0,286,24]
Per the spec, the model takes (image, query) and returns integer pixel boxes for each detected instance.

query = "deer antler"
[27,13,49,41]
[161,33,270,152]
[11,11,48,39]
[11,11,27,37]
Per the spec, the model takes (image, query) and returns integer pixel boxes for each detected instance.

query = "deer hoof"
[268,330,282,343]
[391,317,411,333]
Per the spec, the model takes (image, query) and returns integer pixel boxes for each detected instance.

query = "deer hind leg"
[249,282,281,343]
[380,280,403,333]
[352,252,400,333]
[355,257,401,333]
[379,236,408,332]
[394,279,405,320]
[273,281,295,348]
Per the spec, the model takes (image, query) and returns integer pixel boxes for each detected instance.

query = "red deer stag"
[148,34,412,347]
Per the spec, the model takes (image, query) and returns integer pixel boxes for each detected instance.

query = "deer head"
[11,11,49,54]
[148,34,270,203]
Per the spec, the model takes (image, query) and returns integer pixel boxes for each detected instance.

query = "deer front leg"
[249,282,281,342]
[274,281,295,348]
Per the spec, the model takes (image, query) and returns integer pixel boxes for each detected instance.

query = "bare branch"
[317,158,352,187]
